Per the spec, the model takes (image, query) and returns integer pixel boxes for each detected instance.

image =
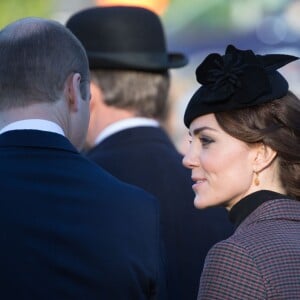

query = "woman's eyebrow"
[190,126,217,136]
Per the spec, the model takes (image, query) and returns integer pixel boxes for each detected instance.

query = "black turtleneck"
[229,190,289,229]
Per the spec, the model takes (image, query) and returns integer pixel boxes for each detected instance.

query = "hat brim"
[87,51,188,71]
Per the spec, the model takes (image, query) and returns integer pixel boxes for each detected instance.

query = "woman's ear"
[253,143,277,172]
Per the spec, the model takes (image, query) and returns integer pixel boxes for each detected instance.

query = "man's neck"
[0,102,61,128]
[92,117,159,146]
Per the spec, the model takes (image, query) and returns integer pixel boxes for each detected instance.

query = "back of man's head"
[0,17,90,110]
[90,69,169,120]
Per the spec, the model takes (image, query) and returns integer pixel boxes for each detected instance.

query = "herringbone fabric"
[198,198,300,300]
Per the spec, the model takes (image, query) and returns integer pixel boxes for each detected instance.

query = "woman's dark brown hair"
[215,91,300,200]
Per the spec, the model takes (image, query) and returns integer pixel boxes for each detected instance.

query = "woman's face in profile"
[183,113,259,211]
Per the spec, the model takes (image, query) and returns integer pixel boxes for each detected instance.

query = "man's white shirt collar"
[0,119,65,136]
[94,117,159,146]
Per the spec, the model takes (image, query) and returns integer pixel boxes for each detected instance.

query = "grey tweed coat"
[198,198,300,300]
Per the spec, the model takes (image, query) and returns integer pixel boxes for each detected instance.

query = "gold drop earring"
[254,171,260,186]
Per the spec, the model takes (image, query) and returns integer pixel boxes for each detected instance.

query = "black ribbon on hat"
[184,45,298,127]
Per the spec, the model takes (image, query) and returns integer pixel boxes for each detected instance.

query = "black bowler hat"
[184,45,298,127]
[66,6,188,71]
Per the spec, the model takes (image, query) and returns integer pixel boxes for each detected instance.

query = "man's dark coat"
[0,130,166,299]
[87,126,233,300]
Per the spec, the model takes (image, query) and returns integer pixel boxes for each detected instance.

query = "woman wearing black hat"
[183,45,300,299]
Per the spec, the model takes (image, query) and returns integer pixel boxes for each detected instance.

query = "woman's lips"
[192,178,207,190]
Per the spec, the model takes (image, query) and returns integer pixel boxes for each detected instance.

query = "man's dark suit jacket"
[0,130,166,300]
[87,126,233,300]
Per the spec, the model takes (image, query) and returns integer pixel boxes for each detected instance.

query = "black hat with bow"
[184,45,298,127]
[66,6,188,72]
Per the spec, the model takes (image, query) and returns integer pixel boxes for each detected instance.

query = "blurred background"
[1,0,300,152]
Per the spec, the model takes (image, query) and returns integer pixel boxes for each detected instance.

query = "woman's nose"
[182,145,198,169]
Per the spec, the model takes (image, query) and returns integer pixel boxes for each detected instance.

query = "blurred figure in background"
[0,17,166,299]
[183,44,300,299]
[66,6,233,299]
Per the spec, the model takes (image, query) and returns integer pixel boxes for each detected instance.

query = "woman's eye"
[200,137,214,146]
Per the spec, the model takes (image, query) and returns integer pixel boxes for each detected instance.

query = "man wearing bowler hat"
[66,6,233,300]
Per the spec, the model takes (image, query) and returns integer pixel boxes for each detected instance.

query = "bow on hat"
[184,45,298,127]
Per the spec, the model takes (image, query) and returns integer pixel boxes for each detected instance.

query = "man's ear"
[90,80,105,110]
[65,73,82,112]
[89,81,99,111]
[253,143,277,172]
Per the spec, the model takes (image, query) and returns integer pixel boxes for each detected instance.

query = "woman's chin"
[194,195,209,209]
